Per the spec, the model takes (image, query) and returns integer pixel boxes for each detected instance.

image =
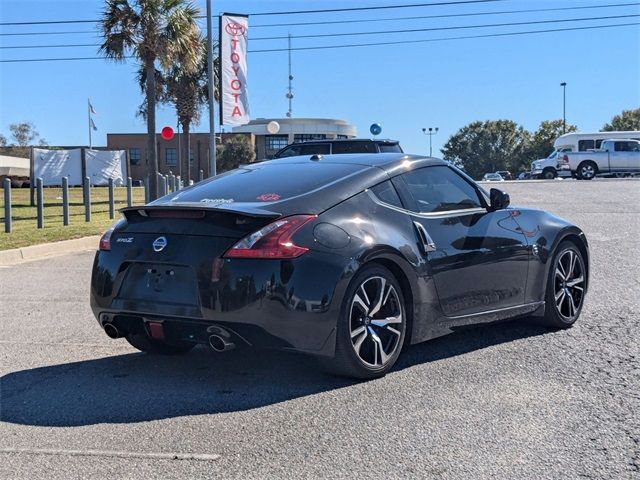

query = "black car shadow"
[0,321,551,427]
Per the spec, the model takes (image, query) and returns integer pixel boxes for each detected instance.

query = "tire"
[542,241,587,328]
[125,333,195,355]
[576,161,597,180]
[322,264,407,379]
[542,168,557,180]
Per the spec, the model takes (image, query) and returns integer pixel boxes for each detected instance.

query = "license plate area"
[117,263,200,307]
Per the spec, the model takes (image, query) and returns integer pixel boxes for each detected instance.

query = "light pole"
[422,127,439,157]
[560,82,567,134]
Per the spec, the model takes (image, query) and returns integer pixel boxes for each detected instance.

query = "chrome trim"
[445,301,545,320]
[413,221,436,252]
[366,189,487,219]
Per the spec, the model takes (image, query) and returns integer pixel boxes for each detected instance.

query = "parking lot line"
[0,448,221,462]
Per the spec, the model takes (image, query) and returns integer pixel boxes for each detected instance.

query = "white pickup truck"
[558,139,640,180]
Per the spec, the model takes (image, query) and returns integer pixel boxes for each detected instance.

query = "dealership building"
[106,117,357,180]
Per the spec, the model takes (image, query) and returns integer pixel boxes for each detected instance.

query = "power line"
[0,30,97,37]
[0,0,505,26]
[3,13,638,49]
[250,13,640,41]
[251,2,640,28]
[1,22,637,63]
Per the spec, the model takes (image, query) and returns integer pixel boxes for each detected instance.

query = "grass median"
[0,186,146,251]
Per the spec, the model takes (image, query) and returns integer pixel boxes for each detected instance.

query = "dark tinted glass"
[166,163,364,203]
[377,143,402,153]
[275,146,301,158]
[400,166,482,213]
[578,140,595,151]
[331,141,377,154]
[371,181,403,208]
[299,144,331,155]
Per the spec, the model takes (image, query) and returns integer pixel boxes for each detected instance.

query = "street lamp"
[422,127,439,157]
[560,82,567,134]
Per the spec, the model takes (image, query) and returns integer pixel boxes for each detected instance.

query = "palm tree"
[136,40,218,183]
[165,40,219,183]
[99,0,202,200]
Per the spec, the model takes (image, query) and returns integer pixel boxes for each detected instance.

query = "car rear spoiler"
[120,202,281,221]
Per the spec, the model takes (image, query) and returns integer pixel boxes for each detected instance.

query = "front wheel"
[542,241,587,328]
[323,264,407,379]
[125,333,196,355]
[542,168,557,180]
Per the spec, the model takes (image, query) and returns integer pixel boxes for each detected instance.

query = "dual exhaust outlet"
[102,322,235,352]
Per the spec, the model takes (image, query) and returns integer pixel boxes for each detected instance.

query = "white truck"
[558,139,640,180]
[530,131,640,179]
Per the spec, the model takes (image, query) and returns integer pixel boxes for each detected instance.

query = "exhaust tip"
[103,322,121,339]
[208,334,235,352]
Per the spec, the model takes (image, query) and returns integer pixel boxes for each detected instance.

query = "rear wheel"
[542,241,587,328]
[125,333,195,355]
[576,161,597,180]
[323,264,406,379]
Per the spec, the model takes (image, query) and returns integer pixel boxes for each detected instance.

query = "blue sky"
[0,0,639,156]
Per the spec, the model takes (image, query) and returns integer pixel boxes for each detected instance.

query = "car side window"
[299,144,331,155]
[275,146,300,158]
[370,180,403,209]
[331,141,377,154]
[398,166,483,214]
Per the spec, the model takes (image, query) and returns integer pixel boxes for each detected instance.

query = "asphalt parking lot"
[1,179,639,479]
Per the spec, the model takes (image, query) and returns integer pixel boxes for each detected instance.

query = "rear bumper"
[90,249,352,357]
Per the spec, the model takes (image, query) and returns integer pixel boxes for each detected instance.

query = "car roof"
[284,138,400,145]
[256,153,446,175]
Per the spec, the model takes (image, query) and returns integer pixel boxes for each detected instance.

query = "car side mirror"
[489,188,510,211]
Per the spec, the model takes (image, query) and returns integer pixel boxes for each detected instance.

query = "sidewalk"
[0,235,99,266]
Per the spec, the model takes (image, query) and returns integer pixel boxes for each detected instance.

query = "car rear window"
[377,143,402,153]
[168,163,365,204]
[275,143,331,158]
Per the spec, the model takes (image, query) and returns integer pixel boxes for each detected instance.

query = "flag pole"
[206,0,216,177]
[88,98,92,149]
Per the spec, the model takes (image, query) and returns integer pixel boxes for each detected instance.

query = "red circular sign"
[161,126,174,140]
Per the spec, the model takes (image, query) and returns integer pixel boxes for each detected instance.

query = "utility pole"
[560,82,567,134]
[286,33,294,118]
[206,0,217,177]
[421,127,439,157]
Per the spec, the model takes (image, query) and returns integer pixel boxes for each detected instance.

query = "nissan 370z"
[91,154,589,379]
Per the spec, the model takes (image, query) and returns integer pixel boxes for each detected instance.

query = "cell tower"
[286,33,293,118]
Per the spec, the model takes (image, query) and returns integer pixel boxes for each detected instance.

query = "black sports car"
[91,154,589,379]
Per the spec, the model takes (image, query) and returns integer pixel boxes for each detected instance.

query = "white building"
[232,117,357,159]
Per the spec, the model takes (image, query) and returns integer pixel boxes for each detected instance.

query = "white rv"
[530,131,640,179]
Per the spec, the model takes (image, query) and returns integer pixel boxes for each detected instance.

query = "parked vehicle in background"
[559,139,640,180]
[496,170,512,180]
[531,131,640,179]
[272,139,403,159]
[482,172,504,181]
[518,172,531,180]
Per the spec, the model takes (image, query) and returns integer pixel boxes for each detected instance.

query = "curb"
[0,235,99,267]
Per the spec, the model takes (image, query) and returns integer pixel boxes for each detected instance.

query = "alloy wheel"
[553,249,585,321]
[349,276,403,367]
[580,164,595,179]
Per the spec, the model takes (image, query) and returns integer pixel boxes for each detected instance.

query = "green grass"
[0,186,146,251]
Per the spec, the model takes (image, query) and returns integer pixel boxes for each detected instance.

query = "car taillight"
[223,215,316,259]
[99,227,115,251]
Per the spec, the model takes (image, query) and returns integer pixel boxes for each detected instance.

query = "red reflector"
[148,322,165,340]
[224,215,316,259]
[147,209,205,219]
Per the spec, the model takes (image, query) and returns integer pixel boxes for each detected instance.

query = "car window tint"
[167,163,364,203]
[275,146,300,158]
[331,141,377,154]
[400,166,482,213]
[378,143,402,153]
[371,180,403,208]
[578,140,595,151]
[299,144,331,155]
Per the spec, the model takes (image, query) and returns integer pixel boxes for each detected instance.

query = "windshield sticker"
[256,193,281,202]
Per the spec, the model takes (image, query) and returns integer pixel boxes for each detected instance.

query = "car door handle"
[413,221,437,253]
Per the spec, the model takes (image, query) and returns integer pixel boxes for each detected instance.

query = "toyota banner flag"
[220,13,250,126]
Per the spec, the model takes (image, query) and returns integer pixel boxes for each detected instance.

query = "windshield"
[546,150,558,160]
